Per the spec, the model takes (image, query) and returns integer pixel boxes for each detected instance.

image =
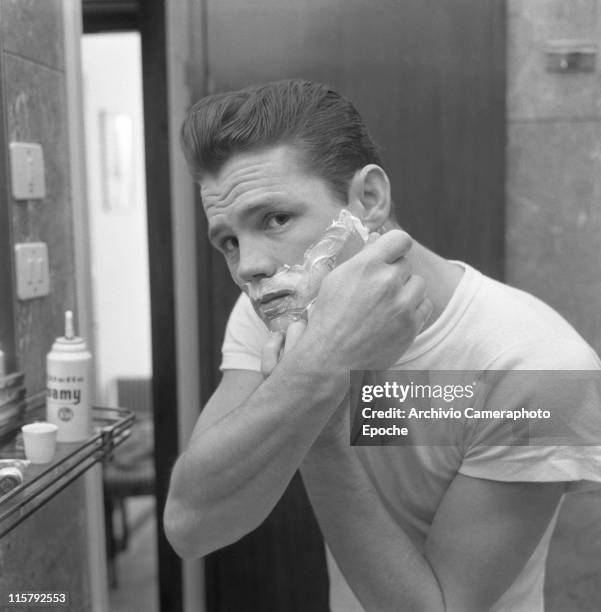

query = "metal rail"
[0,406,134,538]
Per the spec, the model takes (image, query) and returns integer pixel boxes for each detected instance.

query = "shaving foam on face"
[245,209,369,332]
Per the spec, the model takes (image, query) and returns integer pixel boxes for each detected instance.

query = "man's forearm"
[165,350,347,559]
[300,433,445,611]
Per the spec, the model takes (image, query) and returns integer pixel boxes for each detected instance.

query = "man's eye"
[221,237,239,253]
[266,213,290,228]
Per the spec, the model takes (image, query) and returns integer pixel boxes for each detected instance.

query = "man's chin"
[264,310,307,333]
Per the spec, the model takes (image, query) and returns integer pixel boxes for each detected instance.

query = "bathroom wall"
[507,2,601,610]
[0,0,91,607]
[506,0,601,355]
[3,0,77,394]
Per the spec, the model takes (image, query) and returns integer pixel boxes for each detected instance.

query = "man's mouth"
[259,290,292,304]
[256,290,293,314]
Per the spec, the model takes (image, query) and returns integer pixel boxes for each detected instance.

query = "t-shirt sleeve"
[459,342,601,494]
[220,292,270,372]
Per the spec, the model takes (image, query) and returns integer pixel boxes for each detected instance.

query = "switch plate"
[14,242,50,300]
[9,142,46,200]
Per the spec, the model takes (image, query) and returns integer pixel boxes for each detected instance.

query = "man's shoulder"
[467,269,600,369]
[424,263,600,371]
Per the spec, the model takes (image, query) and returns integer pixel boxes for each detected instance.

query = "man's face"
[200,144,351,327]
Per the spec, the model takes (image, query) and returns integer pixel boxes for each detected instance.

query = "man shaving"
[164,79,601,611]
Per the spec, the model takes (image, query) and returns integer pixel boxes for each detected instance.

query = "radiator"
[116,377,153,416]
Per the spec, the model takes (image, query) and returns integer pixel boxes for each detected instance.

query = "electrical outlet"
[14,242,50,300]
[9,142,46,200]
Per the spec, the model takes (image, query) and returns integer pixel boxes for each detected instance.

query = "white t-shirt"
[220,262,601,611]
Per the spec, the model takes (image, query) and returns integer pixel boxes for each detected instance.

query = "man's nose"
[236,240,277,283]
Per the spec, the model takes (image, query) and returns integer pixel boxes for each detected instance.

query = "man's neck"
[405,240,464,332]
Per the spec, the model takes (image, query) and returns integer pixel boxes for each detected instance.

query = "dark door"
[197,1,506,610]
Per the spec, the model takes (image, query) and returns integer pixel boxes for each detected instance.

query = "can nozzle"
[65,310,75,340]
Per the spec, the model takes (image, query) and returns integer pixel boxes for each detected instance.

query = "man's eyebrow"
[208,198,301,243]
[208,222,228,244]
[240,198,296,218]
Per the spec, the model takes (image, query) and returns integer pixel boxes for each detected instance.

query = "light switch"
[14,242,50,300]
[9,142,46,200]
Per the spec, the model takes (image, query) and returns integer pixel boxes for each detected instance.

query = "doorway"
[80,30,157,611]
[81,2,184,610]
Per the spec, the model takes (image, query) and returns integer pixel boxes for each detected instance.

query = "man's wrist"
[280,337,349,400]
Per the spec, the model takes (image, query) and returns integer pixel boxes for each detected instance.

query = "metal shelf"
[0,406,134,539]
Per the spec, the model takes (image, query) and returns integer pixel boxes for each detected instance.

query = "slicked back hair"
[180,79,383,201]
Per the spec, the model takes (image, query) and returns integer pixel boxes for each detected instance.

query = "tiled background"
[507,2,601,610]
[2,0,76,396]
[507,0,601,354]
[0,0,90,609]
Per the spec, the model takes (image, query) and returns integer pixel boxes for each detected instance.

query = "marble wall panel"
[509,5,601,611]
[0,23,15,374]
[0,478,92,611]
[1,0,64,72]
[0,2,93,608]
[506,120,601,354]
[4,53,76,395]
[508,0,601,120]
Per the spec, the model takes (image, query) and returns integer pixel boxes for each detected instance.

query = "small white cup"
[21,422,58,464]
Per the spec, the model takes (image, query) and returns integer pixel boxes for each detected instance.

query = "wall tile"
[506,6,601,610]
[0,26,16,373]
[4,53,75,395]
[508,0,600,120]
[0,1,92,607]
[0,478,91,610]
[506,120,601,354]
[1,0,64,71]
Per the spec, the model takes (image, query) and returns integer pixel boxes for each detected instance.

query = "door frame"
[82,1,185,610]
